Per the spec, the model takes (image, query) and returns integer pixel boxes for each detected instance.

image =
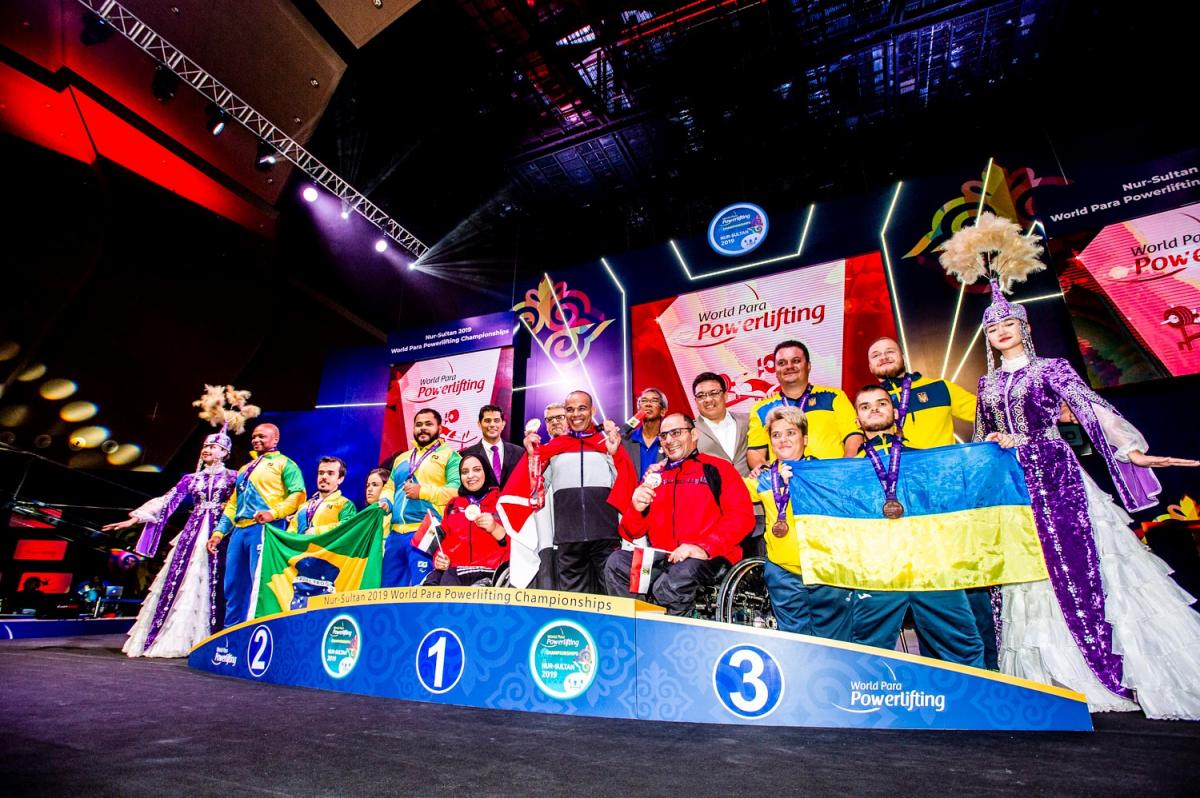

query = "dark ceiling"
[292,0,1187,275]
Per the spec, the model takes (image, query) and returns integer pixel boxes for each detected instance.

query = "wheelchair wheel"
[491,561,511,588]
[716,557,775,629]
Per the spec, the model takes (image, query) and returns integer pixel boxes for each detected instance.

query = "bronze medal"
[771,518,789,537]
[882,499,904,519]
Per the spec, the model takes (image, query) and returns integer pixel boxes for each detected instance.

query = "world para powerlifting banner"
[254,507,385,617]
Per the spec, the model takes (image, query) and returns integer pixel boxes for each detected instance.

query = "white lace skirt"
[123,517,213,658]
[1001,470,1200,719]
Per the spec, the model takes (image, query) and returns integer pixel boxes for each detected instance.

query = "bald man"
[208,423,305,628]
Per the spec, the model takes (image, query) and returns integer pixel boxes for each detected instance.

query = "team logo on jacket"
[917,392,929,403]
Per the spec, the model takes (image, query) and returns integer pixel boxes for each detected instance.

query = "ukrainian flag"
[255,506,385,617]
[785,442,1047,591]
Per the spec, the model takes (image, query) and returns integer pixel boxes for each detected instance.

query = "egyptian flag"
[629,547,669,594]
[410,511,444,555]
[499,428,638,534]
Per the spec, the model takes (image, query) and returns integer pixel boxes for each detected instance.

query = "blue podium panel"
[190,587,646,719]
[633,616,1092,731]
[189,589,1092,732]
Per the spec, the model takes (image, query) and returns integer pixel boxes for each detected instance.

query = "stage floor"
[2,634,1197,797]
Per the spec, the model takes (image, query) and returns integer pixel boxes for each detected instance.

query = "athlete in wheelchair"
[602,413,758,616]
[421,453,510,588]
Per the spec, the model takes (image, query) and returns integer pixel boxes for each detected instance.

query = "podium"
[188,587,1091,731]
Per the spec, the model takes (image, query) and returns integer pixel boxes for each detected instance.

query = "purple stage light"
[302,186,319,203]
[374,239,388,253]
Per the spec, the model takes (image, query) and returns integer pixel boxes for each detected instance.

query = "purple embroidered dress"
[976,354,1200,718]
[123,465,237,658]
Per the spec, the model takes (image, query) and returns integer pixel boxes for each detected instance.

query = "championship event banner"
[381,347,514,460]
[632,252,895,414]
[1060,201,1200,386]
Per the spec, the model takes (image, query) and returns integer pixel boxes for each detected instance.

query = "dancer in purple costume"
[944,213,1200,719]
[104,432,237,657]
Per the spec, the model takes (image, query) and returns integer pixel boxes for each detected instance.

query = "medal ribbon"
[237,449,274,491]
[770,462,790,519]
[305,493,326,528]
[407,439,441,481]
[779,384,814,411]
[893,374,913,433]
[863,435,903,504]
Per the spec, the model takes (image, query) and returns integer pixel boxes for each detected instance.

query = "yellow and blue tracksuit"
[214,450,305,627]
[849,435,984,667]
[880,372,977,449]
[747,384,860,461]
[379,440,461,587]
[747,460,853,641]
[287,490,357,535]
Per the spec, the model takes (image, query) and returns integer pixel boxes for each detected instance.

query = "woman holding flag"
[422,454,508,587]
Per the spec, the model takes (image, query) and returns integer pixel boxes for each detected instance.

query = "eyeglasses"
[637,397,663,406]
[659,427,693,441]
[693,390,724,401]
[545,414,566,424]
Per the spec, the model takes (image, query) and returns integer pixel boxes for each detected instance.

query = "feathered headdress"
[193,384,261,437]
[939,212,1048,371]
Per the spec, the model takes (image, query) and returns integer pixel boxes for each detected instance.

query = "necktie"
[491,444,501,479]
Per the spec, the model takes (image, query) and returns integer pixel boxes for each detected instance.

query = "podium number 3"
[713,644,784,719]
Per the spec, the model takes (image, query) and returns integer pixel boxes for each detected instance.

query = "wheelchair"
[690,556,775,629]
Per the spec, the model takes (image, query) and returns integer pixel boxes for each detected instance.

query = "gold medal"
[771,518,789,537]
[882,499,904,519]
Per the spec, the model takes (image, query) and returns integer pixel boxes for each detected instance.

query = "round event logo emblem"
[712,643,785,719]
[529,620,597,700]
[708,202,768,257]
[246,625,273,679]
[321,614,361,679]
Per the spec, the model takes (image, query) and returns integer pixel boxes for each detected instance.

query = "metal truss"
[76,0,429,258]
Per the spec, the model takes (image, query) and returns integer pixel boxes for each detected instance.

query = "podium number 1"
[415,628,465,695]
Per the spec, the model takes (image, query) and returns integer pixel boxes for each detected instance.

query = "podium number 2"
[415,628,465,695]
[713,644,784,719]
[247,626,273,678]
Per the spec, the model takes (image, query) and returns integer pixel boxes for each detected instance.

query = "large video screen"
[1058,201,1200,387]
[631,252,896,415]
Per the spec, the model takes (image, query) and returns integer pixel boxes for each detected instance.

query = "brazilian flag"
[255,506,385,617]
[785,442,1048,591]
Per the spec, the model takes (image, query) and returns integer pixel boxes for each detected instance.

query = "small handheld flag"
[410,511,445,555]
[629,547,669,595]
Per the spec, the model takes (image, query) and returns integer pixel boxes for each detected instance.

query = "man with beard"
[378,408,462,587]
[208,423,306,627]
[509,390,637,594]
[867,338,995,667]
[747,340,861,470]
[604,413,753,615]
[850,385,984,667]
[867,337,976,450]
[288,457,357,535]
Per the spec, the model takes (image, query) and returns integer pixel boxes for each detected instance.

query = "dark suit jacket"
[461,440,525,489]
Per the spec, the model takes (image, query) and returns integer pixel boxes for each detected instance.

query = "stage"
[1,633,1197,797]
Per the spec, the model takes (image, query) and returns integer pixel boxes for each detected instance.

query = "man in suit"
[462,404,524,488]
[691,372,763,555]
[691,372,750,475]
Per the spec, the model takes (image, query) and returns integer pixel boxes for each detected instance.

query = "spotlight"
[407,261,416,271]
[375,239,388,253]
[340,203,351,220]
[80,11,115,46]
[152,63,180,103]
[302,186,319,203]
[255,140,278,171]
[205,104,227,136]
